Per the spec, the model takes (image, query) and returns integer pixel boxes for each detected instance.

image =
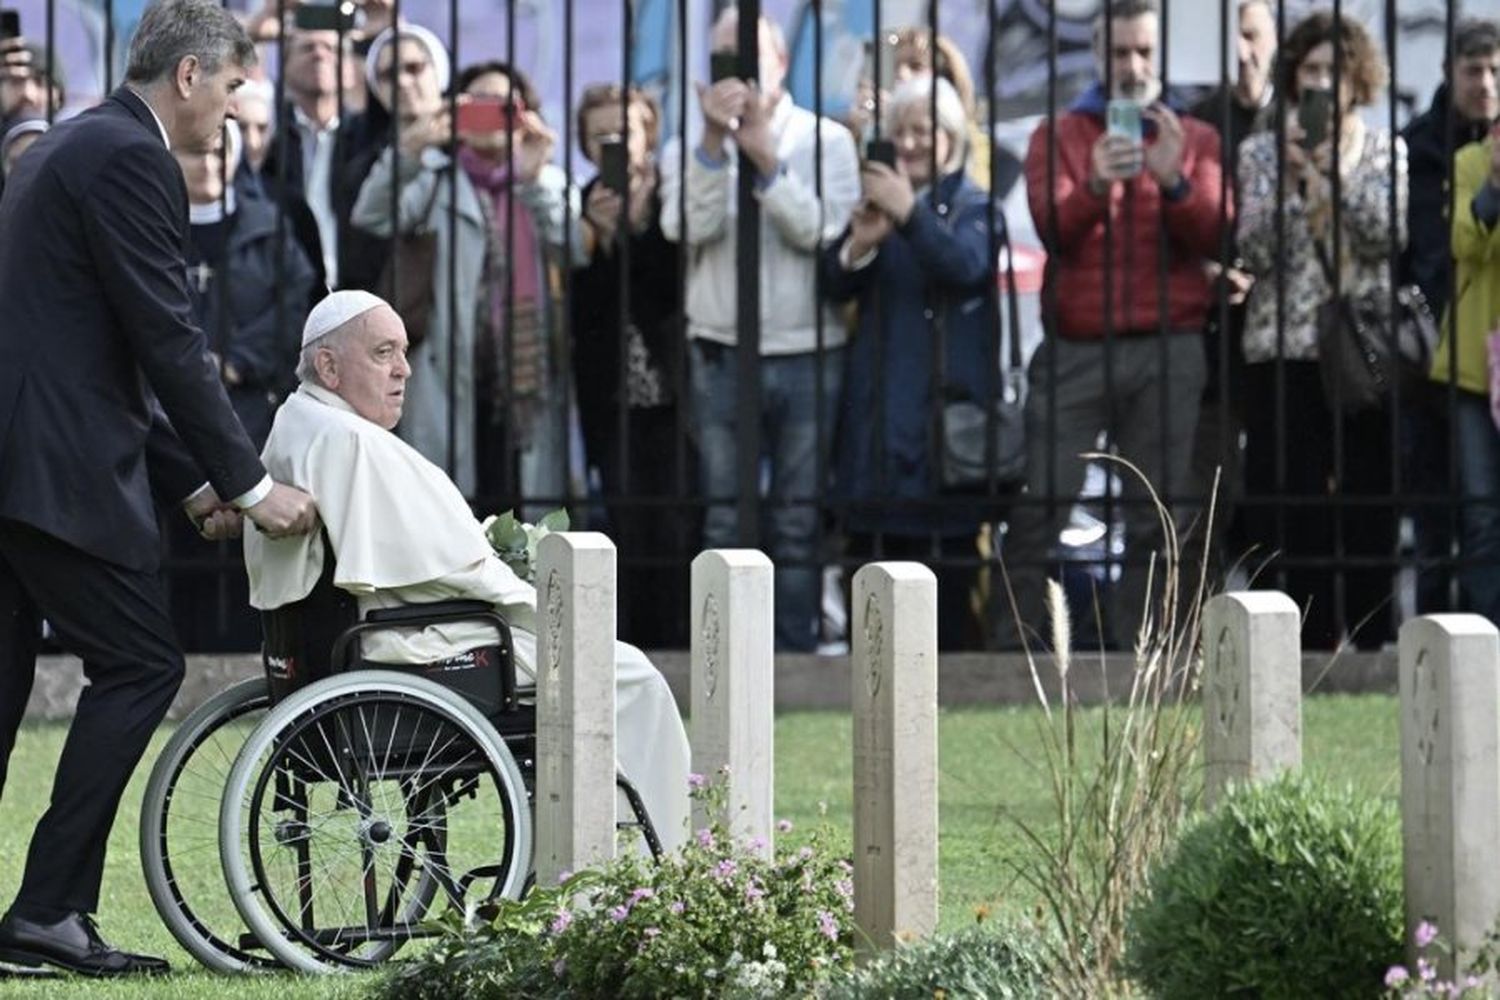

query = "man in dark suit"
[0,0,318,977]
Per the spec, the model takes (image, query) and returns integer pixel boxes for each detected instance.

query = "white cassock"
[245,383,690,853]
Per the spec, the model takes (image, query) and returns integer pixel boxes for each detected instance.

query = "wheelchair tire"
[140,677,278,974]
[219,670,532,975]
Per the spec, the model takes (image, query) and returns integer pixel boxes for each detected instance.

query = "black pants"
[593,406,696,649]
[0,518,184,920]
[1241,363,1398,650]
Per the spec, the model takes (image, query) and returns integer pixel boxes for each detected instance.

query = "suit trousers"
[0,518,185,920]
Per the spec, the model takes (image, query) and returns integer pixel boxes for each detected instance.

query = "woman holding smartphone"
[822,76,1000,649]
[1234,11,1407,651]
[352,27,582,505]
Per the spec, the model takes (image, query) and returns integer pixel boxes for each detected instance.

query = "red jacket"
[1025,90,1227,340]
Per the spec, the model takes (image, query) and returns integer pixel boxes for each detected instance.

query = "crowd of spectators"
[3,0,1499,654]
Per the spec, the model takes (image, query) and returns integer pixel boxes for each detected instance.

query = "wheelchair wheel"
[140,677,278,974]
[219,670,532,975]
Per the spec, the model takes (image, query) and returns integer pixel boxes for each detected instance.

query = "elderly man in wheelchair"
[138,292,690,975]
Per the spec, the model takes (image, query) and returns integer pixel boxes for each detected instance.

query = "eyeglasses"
[375,58,431,83]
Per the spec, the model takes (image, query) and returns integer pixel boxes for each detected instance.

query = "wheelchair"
[139,549,662,975]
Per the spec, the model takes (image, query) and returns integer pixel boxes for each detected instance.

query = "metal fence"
[1,0,1491,653]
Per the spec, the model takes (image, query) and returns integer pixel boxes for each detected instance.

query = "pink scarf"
[458,144,543,314]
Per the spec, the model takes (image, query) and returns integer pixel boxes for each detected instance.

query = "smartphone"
[455,98,509,135]
[864,138,897,169]
[599,137,628,194]
[1298,87,1334,150]
[709,50,739,84]
[0,10,20,40]
[862,33,898,95]
[293,2,354,33]
[1106,98,1142,144]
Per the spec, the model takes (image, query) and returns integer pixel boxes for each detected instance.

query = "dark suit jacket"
[0,87,266,571]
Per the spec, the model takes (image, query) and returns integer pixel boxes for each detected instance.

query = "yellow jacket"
[1432,138,1500,395]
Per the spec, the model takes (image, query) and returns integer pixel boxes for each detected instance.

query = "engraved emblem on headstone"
[545,568,563,710]
[701,592,721,701]
[864,592,883,697]
[1211,624,1240,742]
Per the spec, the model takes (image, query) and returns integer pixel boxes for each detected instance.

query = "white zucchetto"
[301,290,390,348]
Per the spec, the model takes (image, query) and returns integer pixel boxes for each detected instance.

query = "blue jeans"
[690,341,843,651]
[1457,392,1500,625]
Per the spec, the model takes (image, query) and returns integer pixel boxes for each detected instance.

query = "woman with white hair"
[822,75,1003,649]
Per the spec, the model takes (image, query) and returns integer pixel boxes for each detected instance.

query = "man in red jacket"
[997,0,1225,650]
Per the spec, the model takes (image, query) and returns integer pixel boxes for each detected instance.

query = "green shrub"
[819,920,1052,999]
[1125,771,1403,1000]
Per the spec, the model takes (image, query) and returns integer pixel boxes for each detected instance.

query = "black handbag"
[374,170,445,350]
[1313,240,1438,414]
[939,217,1027,490]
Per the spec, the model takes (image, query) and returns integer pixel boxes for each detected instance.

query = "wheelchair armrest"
[363,600,495,624]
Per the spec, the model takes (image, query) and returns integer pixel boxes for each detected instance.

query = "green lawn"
[0,695,1401,999]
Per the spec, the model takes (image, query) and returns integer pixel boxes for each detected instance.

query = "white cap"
[301,290,389,348]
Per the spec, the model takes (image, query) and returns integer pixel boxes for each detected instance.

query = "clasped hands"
[696,78,779,177]
[184,482,319,542]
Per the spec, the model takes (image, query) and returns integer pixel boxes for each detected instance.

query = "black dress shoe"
[0,911,170,978]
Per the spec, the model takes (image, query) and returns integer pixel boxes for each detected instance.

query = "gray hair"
[295,325,352,385]
[125,0,257,85]
[888,75,969,177]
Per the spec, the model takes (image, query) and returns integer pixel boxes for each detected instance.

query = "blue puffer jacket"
[821,170,1003,536]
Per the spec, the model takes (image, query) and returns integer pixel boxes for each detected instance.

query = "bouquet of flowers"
[481,508,570,583]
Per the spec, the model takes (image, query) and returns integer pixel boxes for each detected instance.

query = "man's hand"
[626,163,657,233]
[245,482,319,539]
[514,111,556,185]
[861,162,915,225]
[731,87,779,177]
[697,79,749,157]
[0,37,32,84]
[1143,105,1185,190]
[1088,133,1143,196]
[183,488,244,541]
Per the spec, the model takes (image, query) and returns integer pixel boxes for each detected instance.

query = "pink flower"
[696,828,716,849]
[817,910,839,941]
[777,819,793,833]
[748,836,768,853]
[798,846,814,862]
[608,905,630,923]
[1416,920,1439,949]
[745,882,766,902]
[1419,957,1437,982]
[644,926,661,938]
[713,859,738,880]
[669,900,685,915]
[628,887,655,905]
[557,869,573,884]
[687,772,707,790]
[549,909,573,934]
[1384,966,1409,988]
[835,878,854,900]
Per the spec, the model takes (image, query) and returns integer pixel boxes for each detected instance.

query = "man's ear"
[175,54,201,101]
[313,345,339,389]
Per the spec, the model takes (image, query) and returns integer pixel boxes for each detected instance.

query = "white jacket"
[659,94,860,355]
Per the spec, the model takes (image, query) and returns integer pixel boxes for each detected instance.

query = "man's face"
[319,307,411,430]
[176,59,246,155]
[0,70,56,119]
[1097,13,1161,104]
[1237,1,1276,101]
[174,132,234,205]
[286,30,341,101]
[1454,49,1500,125]
[709,12,787,103]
